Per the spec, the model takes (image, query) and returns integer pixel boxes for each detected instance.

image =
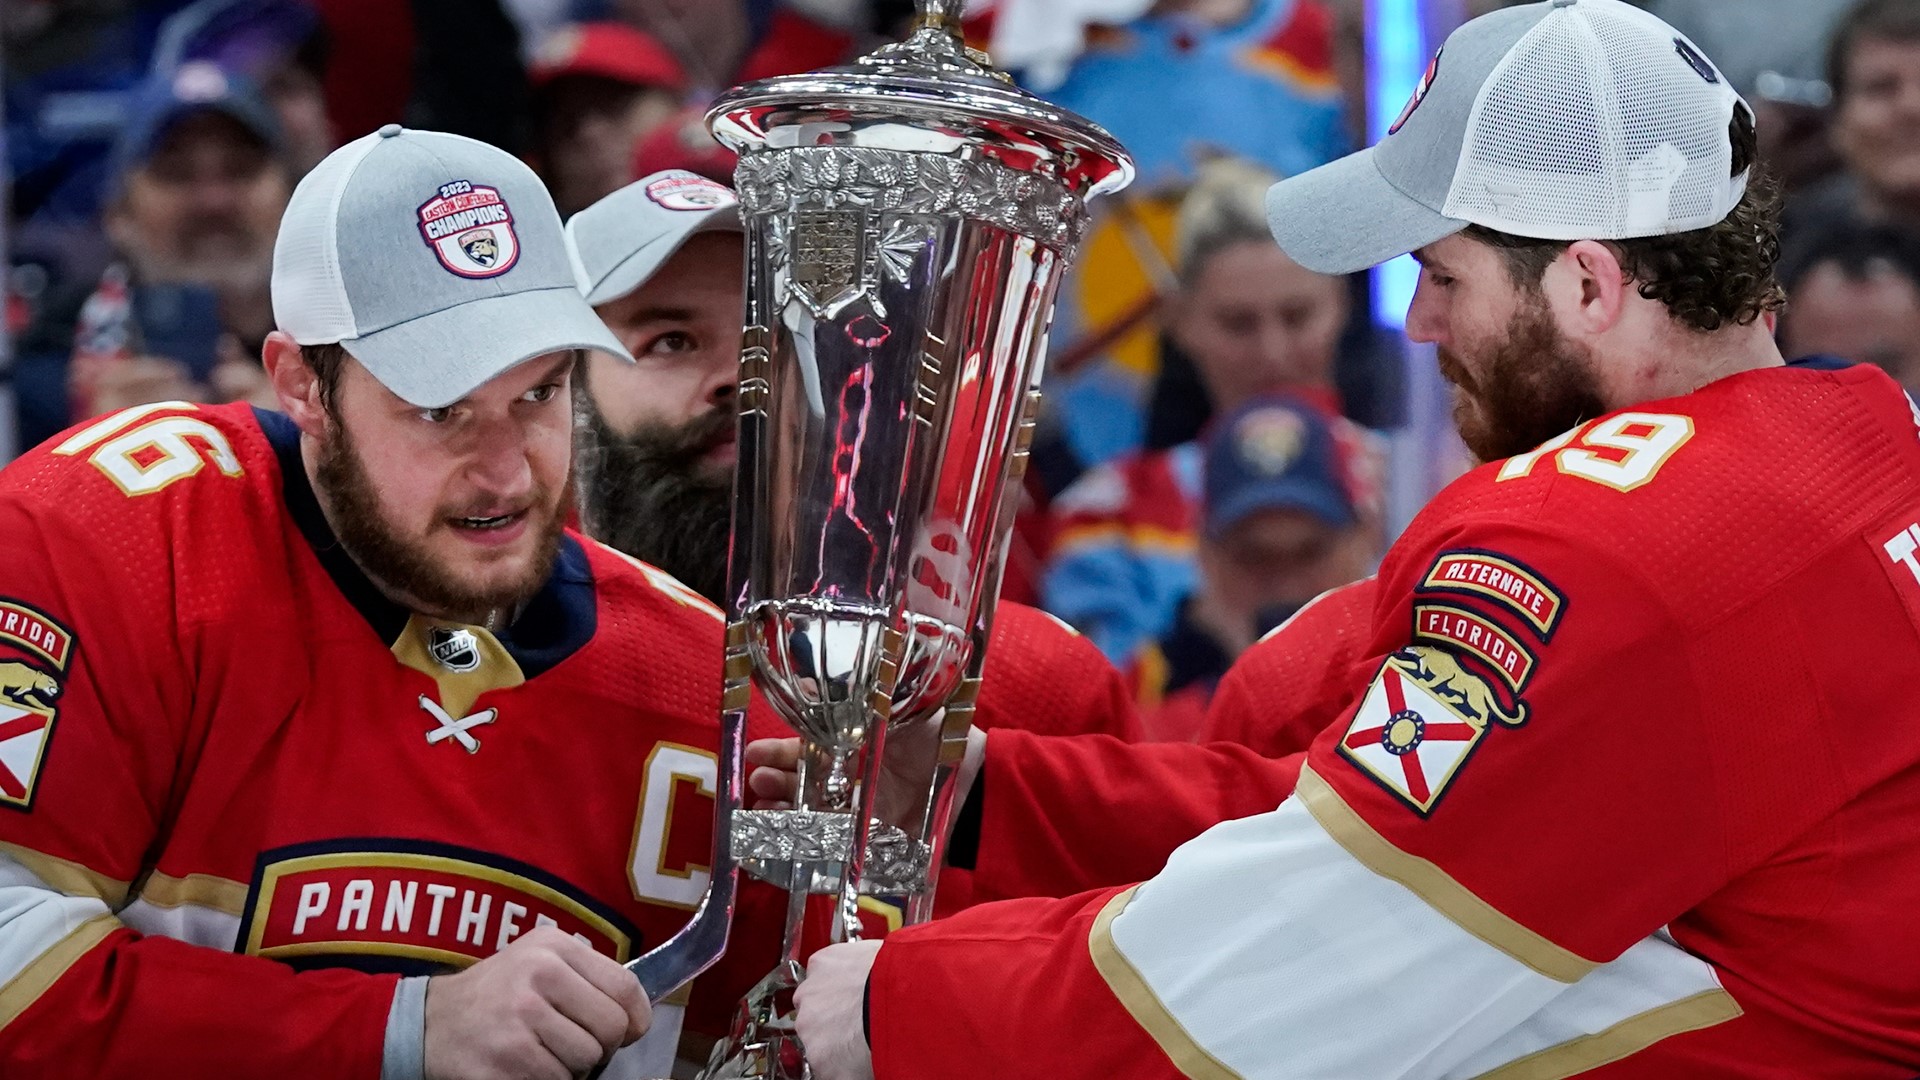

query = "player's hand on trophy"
[423,925,651,1080]
[745,715,988,823]
[795,939,882,1080]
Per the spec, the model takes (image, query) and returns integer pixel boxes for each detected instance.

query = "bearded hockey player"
[0,126,767,1080]
[784,2,1920,1077]
[565,170,1141,751]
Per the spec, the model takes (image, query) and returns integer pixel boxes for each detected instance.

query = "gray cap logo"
[1390,46,1443,136]
[417,180,520,278]
[644,173,738,212]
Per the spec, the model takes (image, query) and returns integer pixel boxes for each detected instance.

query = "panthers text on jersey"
[0,401,815,1078]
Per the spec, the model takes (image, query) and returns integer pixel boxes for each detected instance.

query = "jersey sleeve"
[964,731,1303,903]
[976,603,1142,741]
[0,485,399,1078]
[1201,577,1377,756]
[867,519,1745,1079]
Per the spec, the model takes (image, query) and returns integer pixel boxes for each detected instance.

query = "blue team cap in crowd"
[1203,395,1358,539]
[112,61,283,181]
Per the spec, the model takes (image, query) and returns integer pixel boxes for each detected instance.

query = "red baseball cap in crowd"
[527,21,687,93]
[631,104,737,183]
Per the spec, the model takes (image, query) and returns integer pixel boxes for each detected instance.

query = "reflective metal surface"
[638,3,1131,1074]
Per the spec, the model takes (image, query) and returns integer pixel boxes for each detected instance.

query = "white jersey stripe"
[1090,771,1738,1078]
[0,853,118,1029]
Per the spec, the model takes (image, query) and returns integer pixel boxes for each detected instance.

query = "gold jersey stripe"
[0,913,118,1030]
[1296,763,1595,984]
[0,841,129,908]
[1474,988,1742,1080]
[1087,885,1243,1080]
[135,870,250,916]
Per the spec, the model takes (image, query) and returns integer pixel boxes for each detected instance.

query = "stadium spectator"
[13,62,292,448]
[1785,0,1920,241]
[1133,394,1371,740]
[1041,157,1380,663]
[526,21,687,217]
[1779,222,1920,390]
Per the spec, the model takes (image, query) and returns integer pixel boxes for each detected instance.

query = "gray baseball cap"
[567,170,743,306]
[271,124,632,409]
[1267,0,1751,275]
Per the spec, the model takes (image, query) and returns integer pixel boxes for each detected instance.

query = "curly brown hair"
[1462,106,1787,334]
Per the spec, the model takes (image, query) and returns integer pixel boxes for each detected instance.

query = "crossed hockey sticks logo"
[420,695,497,754]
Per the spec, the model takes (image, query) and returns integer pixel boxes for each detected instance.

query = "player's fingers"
[529,1003,605,1078]
[745,737,801,770]
[749,765,799,801]
[538,953,631,1056]
[557,945,651,1045]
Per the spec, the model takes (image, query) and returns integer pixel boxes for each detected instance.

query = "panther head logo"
[459,229,499,268]
[0,661,61,716]
[1392,647,1526,728]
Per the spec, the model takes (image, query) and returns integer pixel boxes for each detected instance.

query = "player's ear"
[262,332,329,436]
[1548,240,1628,337]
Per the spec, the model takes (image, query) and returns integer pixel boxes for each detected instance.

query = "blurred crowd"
[6,0,1920,737]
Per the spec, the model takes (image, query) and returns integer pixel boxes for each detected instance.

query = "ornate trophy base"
[733,809,931,894]
[702,959,810,1080]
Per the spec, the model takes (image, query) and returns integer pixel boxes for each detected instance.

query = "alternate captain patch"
[1420,549,1565,639]
[0,600,73,811]
[418,180,519,278]
[238,841,637,972]
[1338,647,1526,816]
[1412,603,1536,693]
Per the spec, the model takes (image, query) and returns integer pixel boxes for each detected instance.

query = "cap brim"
[1207,483,1356,539]
[343,285,633,409]
[578,205,741,306]
[1266,148,1467,275]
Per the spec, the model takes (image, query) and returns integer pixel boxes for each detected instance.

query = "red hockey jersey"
[868,358,1920,1078]
[0,402,798,1078]
[0,401,1134,1078]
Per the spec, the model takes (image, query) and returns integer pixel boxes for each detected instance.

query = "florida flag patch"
[418,180,519,278]
[1338,647,1524,816]
[0,600,72,811]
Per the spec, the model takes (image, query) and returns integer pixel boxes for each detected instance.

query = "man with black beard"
[566,173,1143,760]
[0,128,820,1080]
[780,2,1920,1077]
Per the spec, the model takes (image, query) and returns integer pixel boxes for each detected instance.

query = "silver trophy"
[624,3,1131,1075]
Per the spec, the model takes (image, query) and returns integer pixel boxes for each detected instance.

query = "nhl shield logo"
[418,180,520,279]
[428,627,482,673]
[645,172,738,212]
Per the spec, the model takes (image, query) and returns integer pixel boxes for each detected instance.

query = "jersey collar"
[254,407,596,678]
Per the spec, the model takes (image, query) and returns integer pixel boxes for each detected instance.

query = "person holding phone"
[16,61,294,448]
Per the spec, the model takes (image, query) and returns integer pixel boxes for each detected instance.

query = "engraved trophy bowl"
[622,4,1130,1076]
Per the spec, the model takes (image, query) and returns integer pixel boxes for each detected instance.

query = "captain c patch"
[0,600,72,811]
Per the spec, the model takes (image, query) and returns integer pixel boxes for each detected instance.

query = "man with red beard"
[0,127,795,1080]
[781,2,1920,1077]
[565,172,1141,762]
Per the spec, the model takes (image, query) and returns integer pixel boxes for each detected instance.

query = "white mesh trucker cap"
[567,171,743,306]
[271,124,632,409]
[1266,0,1752,275]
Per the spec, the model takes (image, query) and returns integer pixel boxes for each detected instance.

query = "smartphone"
[130,283,224,383]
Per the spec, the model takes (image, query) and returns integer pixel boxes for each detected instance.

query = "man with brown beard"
[779,2,1920,1077]
[0,126,788,1080]
[566,172,1142,765]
